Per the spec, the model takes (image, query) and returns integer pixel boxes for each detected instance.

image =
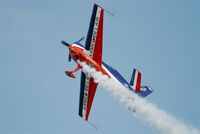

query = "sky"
[0,0,199,134]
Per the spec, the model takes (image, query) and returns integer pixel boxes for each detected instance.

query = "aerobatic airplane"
[62,4,153,121]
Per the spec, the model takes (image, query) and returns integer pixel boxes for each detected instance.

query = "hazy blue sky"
[0,0,199,134]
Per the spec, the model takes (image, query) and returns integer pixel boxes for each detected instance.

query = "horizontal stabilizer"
[138,86,153,97]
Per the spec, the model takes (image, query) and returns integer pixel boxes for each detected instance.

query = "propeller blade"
[61,40,70,47]
[68,54,71,62]
[77,37,85,43]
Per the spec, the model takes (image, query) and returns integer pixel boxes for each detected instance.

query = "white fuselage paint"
[102,65,121,85]
[101,64,133,92]
[72,44,84,49]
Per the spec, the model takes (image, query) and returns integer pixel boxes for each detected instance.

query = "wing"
[85,4,104,65]
[79,72,97,121]
[78,4,104,121]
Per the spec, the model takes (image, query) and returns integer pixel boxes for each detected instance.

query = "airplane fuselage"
[68,44,109,77]
[67,43,135,91]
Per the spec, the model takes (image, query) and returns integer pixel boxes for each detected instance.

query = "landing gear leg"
[65,64,81,79]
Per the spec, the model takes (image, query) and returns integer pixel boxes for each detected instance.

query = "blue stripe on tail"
[130,69,136,86]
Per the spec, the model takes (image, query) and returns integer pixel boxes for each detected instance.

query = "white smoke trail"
[78,61,200,134]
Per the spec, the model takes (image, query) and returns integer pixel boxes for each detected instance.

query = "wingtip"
[93,1,115,17]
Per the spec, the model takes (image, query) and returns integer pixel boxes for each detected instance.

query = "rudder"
[130,68,153,97]
[130,69,142,93]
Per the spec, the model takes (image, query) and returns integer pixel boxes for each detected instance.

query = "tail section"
[130,69,142,93]
[139,86,153,97]
[130,69,153,97]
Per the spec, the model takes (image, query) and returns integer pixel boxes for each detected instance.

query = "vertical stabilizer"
[130,69,142,93]
[130,69,153,97]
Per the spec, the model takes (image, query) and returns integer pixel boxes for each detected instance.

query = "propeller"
[61,40,71,62]
[61,40,70,47]
[61,37,84,62]
[77,37,85,43]
[68,54,71,62]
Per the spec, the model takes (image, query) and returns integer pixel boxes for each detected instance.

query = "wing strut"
[87,121,98,129]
